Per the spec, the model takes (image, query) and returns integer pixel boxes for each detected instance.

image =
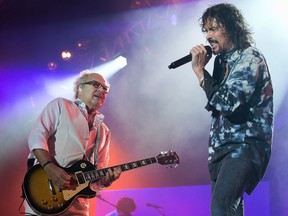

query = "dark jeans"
[210,158,252,216]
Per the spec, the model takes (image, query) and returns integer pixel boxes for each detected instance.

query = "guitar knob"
[41,200,48,205]
[51,197,58,202]
[58,203,64,207]
[47,205,54,210]
[80,162,87,169]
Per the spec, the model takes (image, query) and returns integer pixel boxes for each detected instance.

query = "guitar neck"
[84,157,158,182]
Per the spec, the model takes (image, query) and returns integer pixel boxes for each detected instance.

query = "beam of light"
[45,56,127,98]
[45,75,77,99]
[90,55,127,79]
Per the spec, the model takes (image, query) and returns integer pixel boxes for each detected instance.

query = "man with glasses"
[25,71,121,215]
[190,3,273,216]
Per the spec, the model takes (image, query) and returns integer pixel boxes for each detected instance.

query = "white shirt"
[25,97,111,215]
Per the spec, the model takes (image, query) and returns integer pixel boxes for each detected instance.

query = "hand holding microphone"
[168,45,212,69]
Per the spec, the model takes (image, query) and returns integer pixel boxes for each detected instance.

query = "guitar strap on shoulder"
[93,123,101,167]
[27,158,35,169]
[88,113,104,167]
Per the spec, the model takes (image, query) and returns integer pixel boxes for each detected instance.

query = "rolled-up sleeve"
[28,98,61,152]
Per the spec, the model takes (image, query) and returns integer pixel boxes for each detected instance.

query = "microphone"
[146,203,163,209]
[168,45,212,69]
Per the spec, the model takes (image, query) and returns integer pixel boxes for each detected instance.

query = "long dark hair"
[200,3,254,50]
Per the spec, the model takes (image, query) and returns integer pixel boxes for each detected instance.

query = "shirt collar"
[74,98,86,110]
[224,49,242,64]
[74,98,105,128]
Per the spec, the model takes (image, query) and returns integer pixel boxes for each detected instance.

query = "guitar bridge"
[75,171,86,184]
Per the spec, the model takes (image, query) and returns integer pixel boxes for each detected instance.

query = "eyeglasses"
[81,80,110,93]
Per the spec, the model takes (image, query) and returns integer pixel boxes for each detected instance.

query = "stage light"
[114,56,127,69]
[47,61,57,70]
[61,50,72,61]
[76,40,89,50]
[100,57,107,62]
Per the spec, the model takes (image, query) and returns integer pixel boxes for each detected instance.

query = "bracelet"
[199,77,205,88]
[42,160,53,169]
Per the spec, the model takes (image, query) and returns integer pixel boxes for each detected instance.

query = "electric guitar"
[22,151,179,215]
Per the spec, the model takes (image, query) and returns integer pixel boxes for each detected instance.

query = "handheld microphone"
[168,45,212,69]
[146,203,163,209]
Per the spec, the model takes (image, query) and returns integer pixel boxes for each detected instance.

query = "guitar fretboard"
[84,157,158,182]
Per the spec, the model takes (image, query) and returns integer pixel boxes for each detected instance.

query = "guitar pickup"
[75,171,86,184]
[47,178,56,195]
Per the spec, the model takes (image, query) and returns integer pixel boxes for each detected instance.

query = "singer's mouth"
[93,95,102,99]
[209,39,218,47]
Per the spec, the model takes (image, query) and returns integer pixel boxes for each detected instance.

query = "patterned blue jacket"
[203,46,273,193]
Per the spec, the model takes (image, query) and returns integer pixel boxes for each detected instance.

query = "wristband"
[42,160,53,169]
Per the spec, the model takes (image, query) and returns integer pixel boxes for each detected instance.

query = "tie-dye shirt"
[202,47,273,191]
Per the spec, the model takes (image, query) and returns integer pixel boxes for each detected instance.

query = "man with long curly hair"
[190,3,273,215]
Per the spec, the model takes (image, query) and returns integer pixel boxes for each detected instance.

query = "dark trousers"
[210,158,252,216]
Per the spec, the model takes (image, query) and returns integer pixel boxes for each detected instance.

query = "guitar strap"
[27,158,35,169]
[76,99,104,167]
[93,123,101,167]
[87,114,104,167]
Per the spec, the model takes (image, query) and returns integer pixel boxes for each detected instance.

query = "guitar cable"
[18,198,37,216]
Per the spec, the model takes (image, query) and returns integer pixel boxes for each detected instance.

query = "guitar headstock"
[157,151,180,167]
